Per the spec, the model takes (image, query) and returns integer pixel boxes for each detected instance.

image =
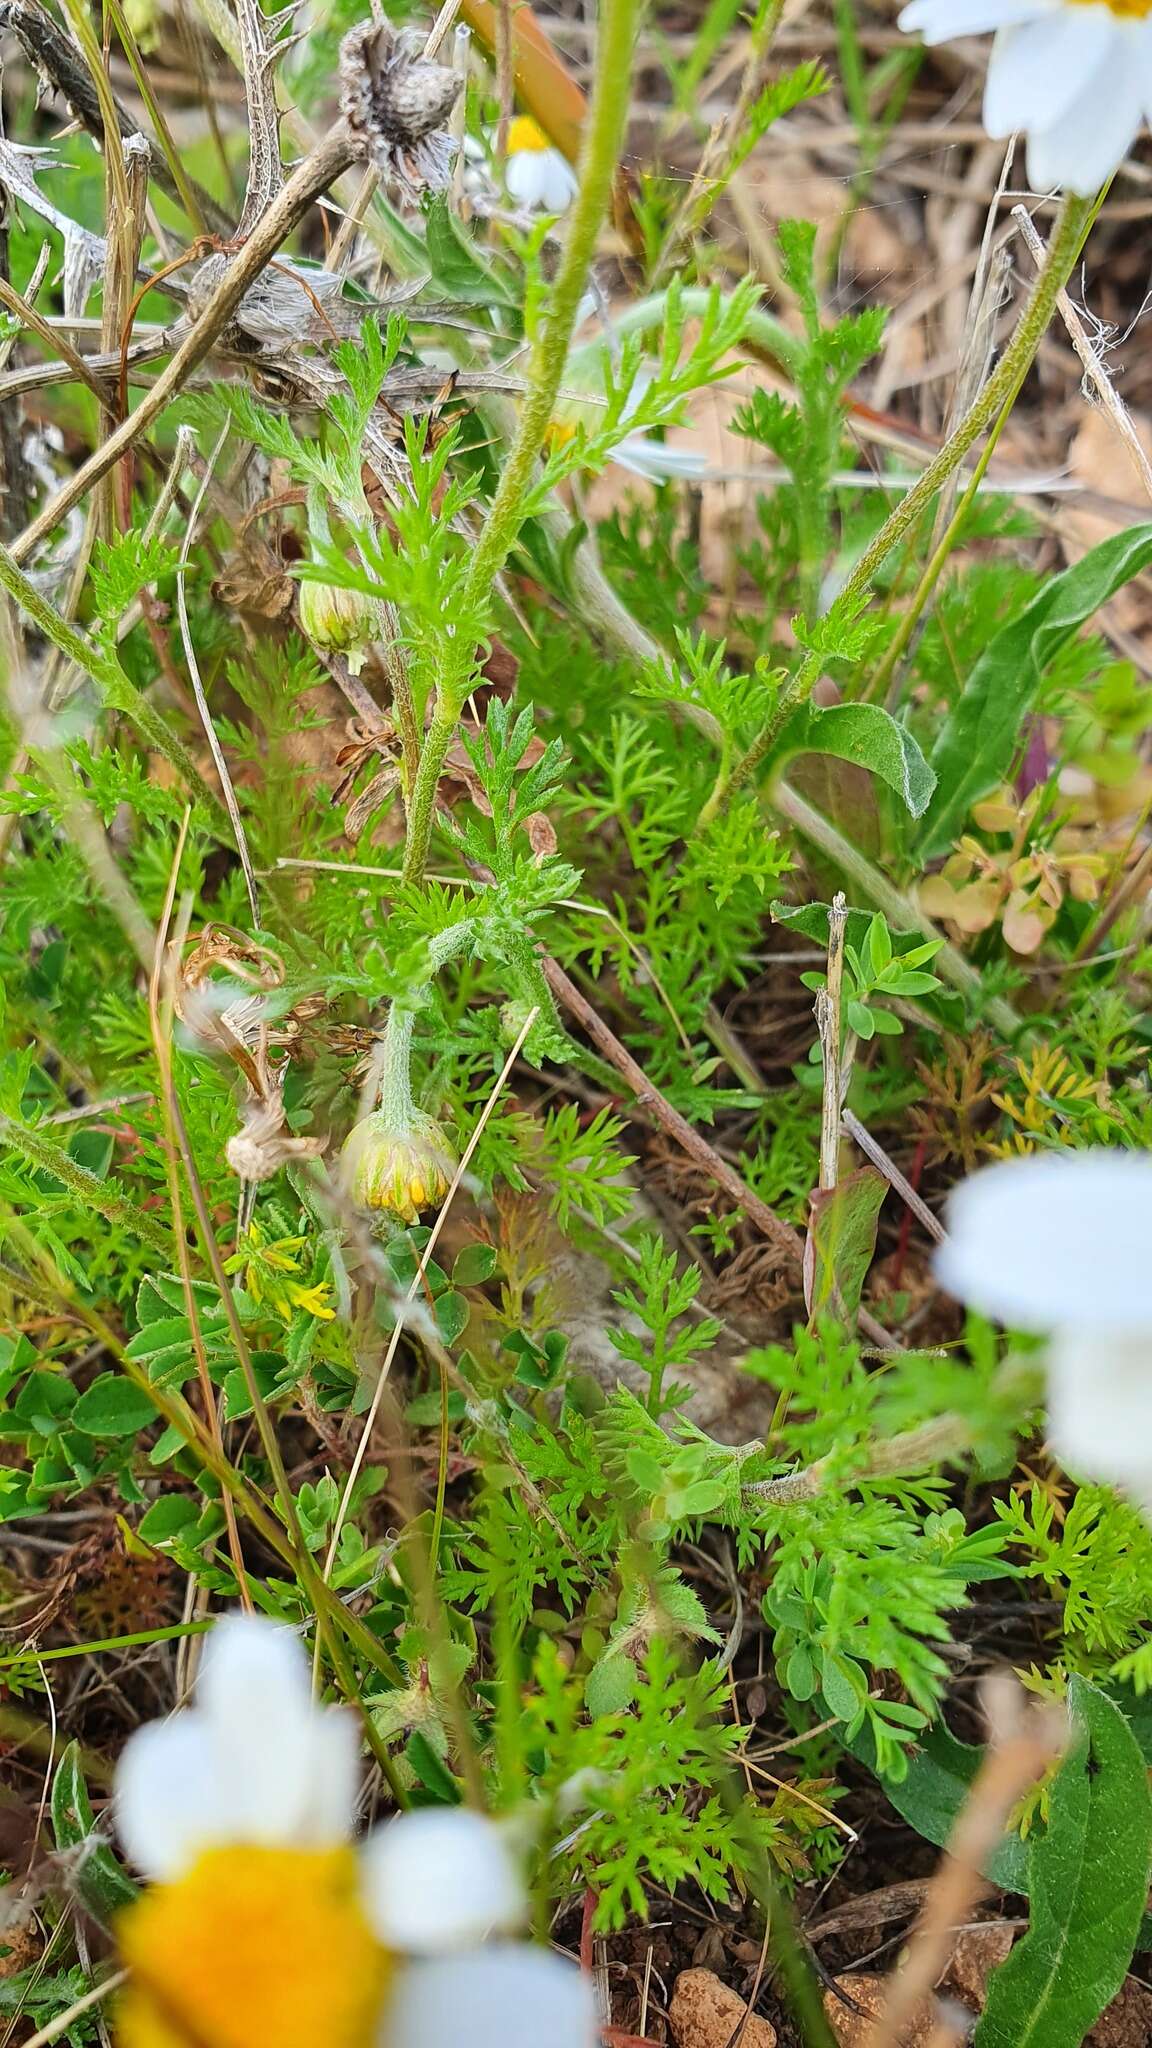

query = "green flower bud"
[499,997,536,1047]
[340,1109,457,1222]
[298,574,378,673]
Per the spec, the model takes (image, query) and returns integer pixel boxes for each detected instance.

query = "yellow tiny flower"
[288,1280,337,1320]
[341,1110,457,1224]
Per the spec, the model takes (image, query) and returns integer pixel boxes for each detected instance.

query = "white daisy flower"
[113,1616,595,2048]
[936,1150,1152,1512]
[897,0,1152,196]
[505,116,579,213]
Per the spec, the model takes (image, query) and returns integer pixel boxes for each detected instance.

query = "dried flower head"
[224,1094,326,1185]
[339,21,461,202]
[341,1108,457,1222]
[172,926,288,1061]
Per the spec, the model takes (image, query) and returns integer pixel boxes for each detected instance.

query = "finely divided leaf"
[974,1680,1152,2048]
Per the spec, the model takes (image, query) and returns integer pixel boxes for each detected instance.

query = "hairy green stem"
[745,1358,1043,1505]
[0,1111,172,1253]
[375,1001,417,1122]
[868,347,1026,710]
[400,0,644,888]
[699,190,1095,828]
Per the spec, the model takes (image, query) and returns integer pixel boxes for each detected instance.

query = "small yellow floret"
[116,1847,386,2048]
[507,116,550,154]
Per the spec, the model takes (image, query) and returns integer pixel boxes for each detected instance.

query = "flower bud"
[298,575,378,674]
[499,997,536,1047]
[341,1109,457,1222]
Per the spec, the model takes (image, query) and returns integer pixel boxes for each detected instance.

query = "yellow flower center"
[507,116,551,154]
[1071,0,1152,15]
[116,1847,387,2048]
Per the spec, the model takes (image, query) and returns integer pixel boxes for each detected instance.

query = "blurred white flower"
[116,1614,359,1878]
[505,117,578,212]
[611,436,707,482]
[897,0,1152,197]
[113,1616,595,2048]
[386,1946,596,2048]
[364,1809,594,2047]
[937,1149,1152,1509]
[362,1807,524,1953]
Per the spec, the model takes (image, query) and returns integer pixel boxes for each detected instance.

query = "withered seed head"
[339,21,461,202]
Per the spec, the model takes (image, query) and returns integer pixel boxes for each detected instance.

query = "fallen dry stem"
[9,123,360,569]
[1013,203,1152,504]
[541,954,899,1353]
[866,1678,1066,2048]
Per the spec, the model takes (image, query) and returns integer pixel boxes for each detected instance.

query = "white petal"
[1026,58,1144,194]
[115,1716,227,1879]
[612,436,708,480]
[506,148,578,212]
[197,1613,313,1717]
[983,12,1114,138]
[361,1809,524,1953]
[935,1150,1152,1330]
[385,1947,597,2048]
[298,1708,363,1844]
[898,0,1054,44]
[199,1616,353,1847]
[1046,1327,1152,1490]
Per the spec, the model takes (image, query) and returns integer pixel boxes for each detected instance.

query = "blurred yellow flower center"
[507,117,551,154]
[117,1847,387,2048]
[1072,0,1152,14]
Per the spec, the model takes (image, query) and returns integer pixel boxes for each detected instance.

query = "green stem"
[375,1001,417,1123]
[866,315,1038,710]
[698,190,1095,830]
[0,1621,212,1669]
[773,779,1027,1040]
[400,0,644,888]
[0,1111,172,1254]
[401,708,457,889]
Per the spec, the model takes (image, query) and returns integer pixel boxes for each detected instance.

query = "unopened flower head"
[937,1149,1152,1514]
[112,1616,596,2048]
[298,573,379,674]
[897,0,1152,196]
[505,118,578,213]
[341,1107,457,1222]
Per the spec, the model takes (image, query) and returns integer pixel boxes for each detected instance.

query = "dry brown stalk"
[9,122,361,571]
[865,1676,1066,2048]
[541,954,899,1354]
